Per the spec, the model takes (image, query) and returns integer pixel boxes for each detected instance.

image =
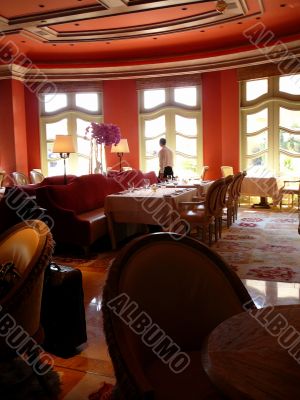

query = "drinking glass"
[167,175,172,183]
[128,182,135,192]
[143,178,150,189]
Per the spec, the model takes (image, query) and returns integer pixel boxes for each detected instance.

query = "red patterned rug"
[212,207,300,283]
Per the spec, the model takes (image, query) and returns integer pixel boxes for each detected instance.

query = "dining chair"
[279,180,300,209]
[220,166,233,178]
[102,233,255,400]
[177,178,226,245]
[224,172,242,227]
[200,165,209,181]
[10,171,30,186]
[30,169,44,184]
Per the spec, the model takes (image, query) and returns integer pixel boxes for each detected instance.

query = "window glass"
[246,154,267,175]
[144,89,166,109]
[279,74,300,95]
[45,119,68,141]
[280,130,300,153]
[44,94,67,113]
[75,93,99,111]
[145,136,164,157]
[246,108,268,133]
[246,131,268,155]
[280,108,300,131]
[174,87,197,106]
[280,154,300,177]
[246,79,268,101]
[175,154,197,177]
[176,136,197,156]
[175,115,197,136]
[145,158,159,174]
[145,116,166,137]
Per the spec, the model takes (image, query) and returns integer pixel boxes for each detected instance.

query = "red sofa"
[34,170,158,251]
[20,175,77,196]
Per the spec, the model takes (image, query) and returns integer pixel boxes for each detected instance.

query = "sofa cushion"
[44,174,110,214]
[77,208,107,243]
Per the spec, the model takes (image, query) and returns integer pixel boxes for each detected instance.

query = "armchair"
[0,220,57,395]
[102,233,255,400]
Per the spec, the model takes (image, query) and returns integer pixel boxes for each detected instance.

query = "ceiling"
[0,0,299,69]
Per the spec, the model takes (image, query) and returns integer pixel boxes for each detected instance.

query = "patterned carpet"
[54,207,300,284]
[212,207,300,283]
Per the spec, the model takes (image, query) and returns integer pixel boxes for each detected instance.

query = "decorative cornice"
[1,39,300,82]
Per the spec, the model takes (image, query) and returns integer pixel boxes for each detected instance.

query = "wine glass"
[143,178,150,189]
[167,175,172,183]
[173,177,178,187]
[128,182,135,192]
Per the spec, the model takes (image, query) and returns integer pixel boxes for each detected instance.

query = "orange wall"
[103,80,139,170]
[202,69,240,179]
[25,87,41,171]
[12,80,28,173]
[202,72,222,179]
[0,80,16,173]
[0,71,240,178]
[220,69,240,172]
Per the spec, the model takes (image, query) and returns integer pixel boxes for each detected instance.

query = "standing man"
[158,138,174,179]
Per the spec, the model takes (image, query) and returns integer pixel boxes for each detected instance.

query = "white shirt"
[158,146,173,173]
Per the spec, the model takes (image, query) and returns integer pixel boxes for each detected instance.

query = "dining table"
[105,186,198,249]
[202,305,300,399]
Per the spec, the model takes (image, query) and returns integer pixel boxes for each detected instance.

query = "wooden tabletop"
[202,305,300,399]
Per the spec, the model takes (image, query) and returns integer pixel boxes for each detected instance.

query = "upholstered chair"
[177,178,226,245]
[200,165,209,181]
[224,172,242,227]
[220,166,234,178]
[0,220,54,358]
[102,233,255,400]
[30,170,45,184]
[10,171,30,186]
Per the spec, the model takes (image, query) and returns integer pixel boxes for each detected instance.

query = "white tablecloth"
[105,187,197,248]
[241,177,283,205]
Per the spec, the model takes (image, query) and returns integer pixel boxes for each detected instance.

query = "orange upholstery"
[0,220,54,359]
[102,233,255,400]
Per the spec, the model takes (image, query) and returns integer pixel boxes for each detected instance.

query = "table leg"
[251,196,270,209]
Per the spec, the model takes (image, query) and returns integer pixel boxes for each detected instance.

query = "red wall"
[25,88,41,171]
[12,80,28,173]
[103,80,139,170]
[202,69,239,179]
[0,71,240,179]
[0,80,16,173]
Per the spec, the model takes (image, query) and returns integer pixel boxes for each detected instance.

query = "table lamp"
[111,138,130,172]
[52,135,76,184]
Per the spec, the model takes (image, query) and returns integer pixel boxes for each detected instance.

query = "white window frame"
[139,86,202,176]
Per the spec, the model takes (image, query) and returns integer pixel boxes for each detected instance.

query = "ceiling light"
[216,0,228,13]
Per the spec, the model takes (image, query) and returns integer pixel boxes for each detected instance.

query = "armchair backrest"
[221,166,234,178]
[102,233,255,398]
[30,170,44,184]
[11,172,29,186]
[0,220,54,357]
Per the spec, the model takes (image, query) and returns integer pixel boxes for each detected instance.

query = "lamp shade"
[53,135,76,153]
[111,138,130,153]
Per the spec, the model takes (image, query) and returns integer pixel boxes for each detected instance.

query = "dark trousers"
[163,166,174,178]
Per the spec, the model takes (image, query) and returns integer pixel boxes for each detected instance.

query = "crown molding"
[0,39,300,82]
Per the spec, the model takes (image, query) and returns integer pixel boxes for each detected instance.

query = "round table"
[202,305,300,399]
